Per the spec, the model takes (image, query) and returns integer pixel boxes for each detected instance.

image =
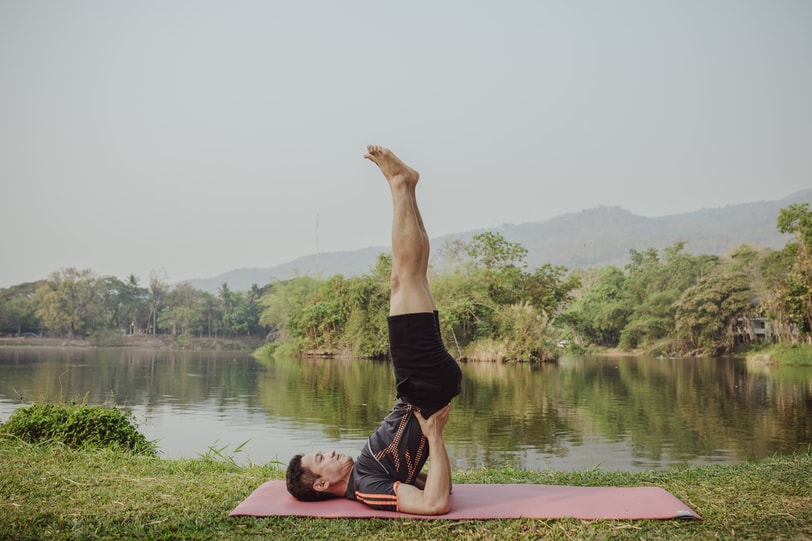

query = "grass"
[1,439,810,540]
[748,343,812,366]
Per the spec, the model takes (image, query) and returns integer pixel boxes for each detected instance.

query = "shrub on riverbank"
[0,402,157,456]
[0,437,809,540]
[747,343,812,366]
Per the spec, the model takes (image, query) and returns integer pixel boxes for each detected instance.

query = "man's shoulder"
[346,460,396,500]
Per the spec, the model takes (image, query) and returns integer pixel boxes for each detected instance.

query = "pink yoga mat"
[229,480,701,520]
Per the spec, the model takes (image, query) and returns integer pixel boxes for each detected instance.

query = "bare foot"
[364,145,419,188]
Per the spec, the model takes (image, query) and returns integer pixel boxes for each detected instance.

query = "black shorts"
[387,311,462,413]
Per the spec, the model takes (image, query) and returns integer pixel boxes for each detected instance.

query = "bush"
[0,402,157,456]
[748,343,812,366]
[89,329,125,347]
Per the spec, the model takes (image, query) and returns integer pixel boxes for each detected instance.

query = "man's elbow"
[397,483,451,515]
[423,496,450,515]
[433,502,451,515]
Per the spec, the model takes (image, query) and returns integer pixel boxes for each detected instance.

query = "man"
[285,145,462,515]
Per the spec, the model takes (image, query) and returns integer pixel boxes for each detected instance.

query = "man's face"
[300,450,354,490]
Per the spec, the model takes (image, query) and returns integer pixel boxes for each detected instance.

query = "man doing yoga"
[285,146,462,515]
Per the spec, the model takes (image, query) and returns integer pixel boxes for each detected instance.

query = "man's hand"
[413,403,451,440]
[396,403,453,515]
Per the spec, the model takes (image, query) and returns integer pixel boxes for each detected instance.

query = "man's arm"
[413,467,453,492]
[413,471,427,490]
[396,403,452,515]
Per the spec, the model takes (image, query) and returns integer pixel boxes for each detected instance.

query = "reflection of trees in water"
[1,348,261,414]
[255,356,397,440]
[2,349,809,469]
[452,362,571,469]
[564,356,811,463]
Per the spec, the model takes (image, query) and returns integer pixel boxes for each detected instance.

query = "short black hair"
[286,454,338,502]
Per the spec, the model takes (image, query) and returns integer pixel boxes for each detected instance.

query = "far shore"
[0,335,265,351]
[4,336,808,366]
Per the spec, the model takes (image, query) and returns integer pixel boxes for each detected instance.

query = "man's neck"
[331,471,352,498]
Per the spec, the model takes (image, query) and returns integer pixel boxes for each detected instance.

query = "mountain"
[186,189,812,293]
[494,189,812,270]
[186,247,390,294]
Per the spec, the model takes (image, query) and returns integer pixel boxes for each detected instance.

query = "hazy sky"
[1,1,810,289]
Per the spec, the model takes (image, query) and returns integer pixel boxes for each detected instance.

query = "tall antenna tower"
[315,213,320,273]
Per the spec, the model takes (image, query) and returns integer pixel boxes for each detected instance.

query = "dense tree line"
[563,203,812,355]
[0,271,265,340]
[258,233,579,360]
[262,204,811,359]
[2,204,811,357]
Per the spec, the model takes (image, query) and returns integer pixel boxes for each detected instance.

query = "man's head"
[286,450,354,501]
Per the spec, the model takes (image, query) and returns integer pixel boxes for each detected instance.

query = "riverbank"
[0,440,809,540]
[746,343,812,366]
[0,335,265,351]
[586,343,812,366]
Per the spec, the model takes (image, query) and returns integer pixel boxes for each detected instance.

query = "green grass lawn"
[1,439,810,540]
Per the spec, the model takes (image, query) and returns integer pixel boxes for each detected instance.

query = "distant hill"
[186,189,812,293]
[186,247,390,294]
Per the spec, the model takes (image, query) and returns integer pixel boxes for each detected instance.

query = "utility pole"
[316,213,320,273]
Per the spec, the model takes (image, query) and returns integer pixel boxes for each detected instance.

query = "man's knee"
[390,274,401,296]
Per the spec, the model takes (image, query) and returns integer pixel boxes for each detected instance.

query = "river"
[0,347,809,470]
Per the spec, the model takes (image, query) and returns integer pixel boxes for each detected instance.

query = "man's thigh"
[388,312,461,410]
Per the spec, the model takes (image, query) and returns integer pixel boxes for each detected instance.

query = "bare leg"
[364,145,435,316]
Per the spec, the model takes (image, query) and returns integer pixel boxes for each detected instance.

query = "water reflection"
[0,347,809,471]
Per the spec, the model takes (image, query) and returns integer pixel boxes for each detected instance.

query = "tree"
[466,232,528,307]
[223,291,261,336]
[0,281,43,335]
[246,283,263,305]
[147,272,169,336]
[294,276,351,351]
[562,266,630,347]
[767,203,812,341]
[200,292,222,338]
[218,283,236,335]
[430,271,492,352]
[523,264,580,318]
[158,283,205,336]
[433,233,575,360]
[434,238,471,275]
[342,254,391,357]
[619,289,680,350]
[778,203,812,247]
[619,244,718,349]
[103,275,148,334]
[492,302,554,361]
[561,244,755,353]
[674,269,754,354]
[466,232,528,273]
[259,276,323,339]
[32,268,105,337]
